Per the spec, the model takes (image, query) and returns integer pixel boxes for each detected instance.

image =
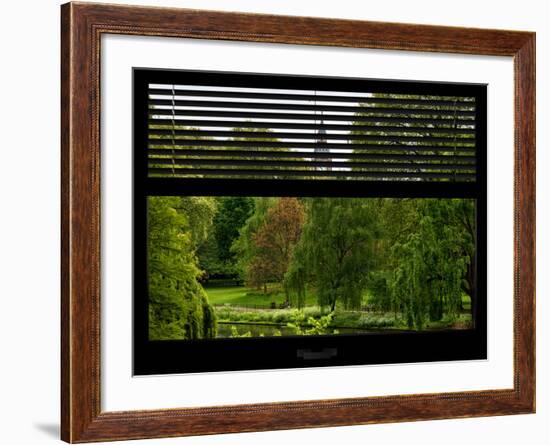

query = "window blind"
[145,74,478,182]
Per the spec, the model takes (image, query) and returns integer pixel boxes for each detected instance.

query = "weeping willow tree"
[284,247,309,309]
[389,199,472,330]
[347,93,477,327]
[285,198,379,311]
[148,196,217,340]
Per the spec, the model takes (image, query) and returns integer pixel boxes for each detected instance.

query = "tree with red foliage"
[246,198,305,300]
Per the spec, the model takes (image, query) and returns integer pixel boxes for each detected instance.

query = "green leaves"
[287,198,379,312]
[148,196,217,340]
[246,198,305,294]
[213,197,255,263]
[287,312,336,336]
[388,199,473,330]
[150,195,475,338]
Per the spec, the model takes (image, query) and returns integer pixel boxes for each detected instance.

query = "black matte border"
[133,68,487,375]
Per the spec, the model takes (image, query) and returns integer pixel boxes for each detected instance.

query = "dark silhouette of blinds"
[146,76,477,182]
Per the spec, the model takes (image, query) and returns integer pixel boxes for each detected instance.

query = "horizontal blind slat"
[149,88,474,106]
[148,119,476,133]
[148,99,475,116]
[148,109,475,122]
[148,167,476,181]
[148,139,476,152]
[147,148,476,163]
[148,157,476,171]
[148,129,474,144]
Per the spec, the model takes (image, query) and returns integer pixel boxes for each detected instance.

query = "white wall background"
[0,1,545,444]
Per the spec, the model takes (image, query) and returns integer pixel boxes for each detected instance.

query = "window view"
[134,68,485,373]
[148,196,476,340]
[146,82,477,182]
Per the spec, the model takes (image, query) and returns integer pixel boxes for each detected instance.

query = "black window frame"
[133,68,487,375]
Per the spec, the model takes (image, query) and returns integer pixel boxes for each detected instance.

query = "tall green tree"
[366,198,419,314]
[448,199,477,318]
[426,198,476,318]
[213,197,255,264]
[286,198,380,311]
[148,196,216,340]
[176,196,217,247]
[388,199,473,330]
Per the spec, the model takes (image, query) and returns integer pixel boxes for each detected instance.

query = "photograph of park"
[148,195,477,340]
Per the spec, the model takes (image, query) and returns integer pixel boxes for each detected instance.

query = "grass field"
[206,285,472,311]
[205,285,318,307]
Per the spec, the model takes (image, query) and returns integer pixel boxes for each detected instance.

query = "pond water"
[216,322,373,338]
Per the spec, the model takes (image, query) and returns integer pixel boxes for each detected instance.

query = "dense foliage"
[150,195,475,338]
[362,199,475,329]
[197,197,254,280]
[246,198,305,296]
[230,197,277,281]
[286,198,380,311]
[148,196,217,340]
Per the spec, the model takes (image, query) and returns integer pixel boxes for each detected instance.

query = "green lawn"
[206,285,472,310]
[205,285,318,307]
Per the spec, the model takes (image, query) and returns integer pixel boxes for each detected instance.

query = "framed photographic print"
[133,68,487,375]
[61,2,535,442]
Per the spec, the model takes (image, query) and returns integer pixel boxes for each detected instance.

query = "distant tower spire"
[314,91,331,171]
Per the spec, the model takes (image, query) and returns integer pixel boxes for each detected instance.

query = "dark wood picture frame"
[61,2,535,442]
